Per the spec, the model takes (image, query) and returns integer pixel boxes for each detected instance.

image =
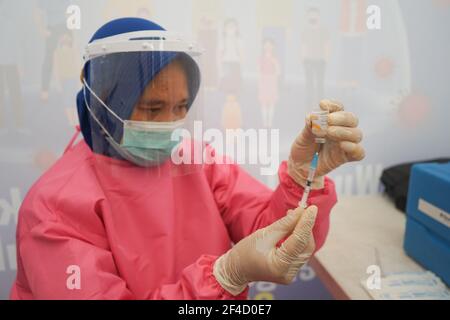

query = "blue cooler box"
[404,162,450,286]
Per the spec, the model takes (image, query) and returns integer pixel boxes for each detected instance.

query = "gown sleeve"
[16,219,248,300]
[207,160,337,251]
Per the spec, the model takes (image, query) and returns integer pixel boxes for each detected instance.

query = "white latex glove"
[213,206,317,296]
[288,100,365,189]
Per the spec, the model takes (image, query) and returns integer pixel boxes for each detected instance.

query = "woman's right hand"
[213,206,318,295]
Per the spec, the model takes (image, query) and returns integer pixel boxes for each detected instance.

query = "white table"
[310,194,425,300]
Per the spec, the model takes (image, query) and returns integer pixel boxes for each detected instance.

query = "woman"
[10,18,364,299]
[258,38,280,128]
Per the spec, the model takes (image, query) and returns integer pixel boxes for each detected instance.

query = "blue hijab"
[76,18,200,158]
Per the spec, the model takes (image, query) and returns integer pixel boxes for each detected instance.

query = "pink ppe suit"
[10,140,337,299]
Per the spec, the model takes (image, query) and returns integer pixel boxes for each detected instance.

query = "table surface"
[310,194,425,300]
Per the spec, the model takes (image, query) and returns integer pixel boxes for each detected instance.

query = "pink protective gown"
[10,136,337,300]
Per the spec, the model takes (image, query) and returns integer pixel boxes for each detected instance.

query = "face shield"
[82,30,205,177]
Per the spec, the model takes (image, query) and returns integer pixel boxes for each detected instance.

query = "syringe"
[298,151,319,209]
[298,105,328,208]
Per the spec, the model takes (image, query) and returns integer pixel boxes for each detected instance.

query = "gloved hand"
[288,100,365,189]
[213,206,317,296]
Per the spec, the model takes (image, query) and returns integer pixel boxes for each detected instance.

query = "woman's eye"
[139,106,161,113]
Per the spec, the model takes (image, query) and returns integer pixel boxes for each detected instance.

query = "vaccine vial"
[311,110,328,144]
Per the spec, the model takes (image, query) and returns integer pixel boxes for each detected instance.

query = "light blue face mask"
[120,119,185,166]
[83,80,185,167]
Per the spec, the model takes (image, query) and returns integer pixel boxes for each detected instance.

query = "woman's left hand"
[288,99,366,189]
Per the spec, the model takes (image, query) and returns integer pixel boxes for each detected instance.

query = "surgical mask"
[121,119,185,166]
[83,80,185,167]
